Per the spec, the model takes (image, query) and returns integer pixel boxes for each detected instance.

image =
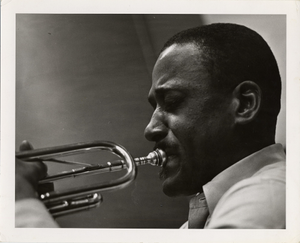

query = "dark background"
[16,14,286,228]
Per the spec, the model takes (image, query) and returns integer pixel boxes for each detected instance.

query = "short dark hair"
[161,23,282,127]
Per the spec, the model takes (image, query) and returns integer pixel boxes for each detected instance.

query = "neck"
[234,132,275,161]
[210,135,275,182]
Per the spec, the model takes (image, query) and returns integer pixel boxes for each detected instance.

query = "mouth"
[154,143,181,176]
[158,151,180,180]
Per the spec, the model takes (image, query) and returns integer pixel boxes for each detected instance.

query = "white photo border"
[1,0,300,242]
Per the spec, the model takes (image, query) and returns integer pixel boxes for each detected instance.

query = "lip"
[165,154,179,166]
[158,153,180,180]
[161,154,174,168]
[159,150,179,168]
[154,143,180,166]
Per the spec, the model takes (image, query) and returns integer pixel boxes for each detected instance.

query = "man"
[16,23,285,228]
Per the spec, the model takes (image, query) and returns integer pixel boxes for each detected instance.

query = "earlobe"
[233,81,261,125]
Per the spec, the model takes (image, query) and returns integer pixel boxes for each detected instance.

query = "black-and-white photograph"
[15,13,287,228]
[1,1,300,242]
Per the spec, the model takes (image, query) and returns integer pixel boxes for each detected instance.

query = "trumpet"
[16,141,166,217]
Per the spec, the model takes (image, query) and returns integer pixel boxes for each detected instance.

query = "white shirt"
[181,144,285,228]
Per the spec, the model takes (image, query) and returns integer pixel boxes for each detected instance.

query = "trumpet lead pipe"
[38,149,166,183]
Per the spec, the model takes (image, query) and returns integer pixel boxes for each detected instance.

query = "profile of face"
[144,43,235,197]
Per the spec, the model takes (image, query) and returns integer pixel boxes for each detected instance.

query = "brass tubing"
[16,140,166,216]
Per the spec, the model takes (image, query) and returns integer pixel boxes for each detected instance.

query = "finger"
[25,160,48,180]
[19,140,34,151]
[18,140,48,179]
[16,159,48,185]
[37,162,48,180]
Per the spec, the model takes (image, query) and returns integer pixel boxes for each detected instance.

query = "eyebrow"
[156,81,190,94]
[147,84,188,106]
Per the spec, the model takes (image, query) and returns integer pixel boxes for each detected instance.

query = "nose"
[144,110,168,142]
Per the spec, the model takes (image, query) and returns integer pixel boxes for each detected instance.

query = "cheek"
[168,112,206,160]
[169,109,223,165]
[168,113,202,141]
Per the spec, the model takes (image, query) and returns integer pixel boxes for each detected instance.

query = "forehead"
[151,43,210,91]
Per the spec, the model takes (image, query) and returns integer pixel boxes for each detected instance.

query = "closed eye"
[162,92,186,112]
[164,96,181,110]
[148,86,186,111]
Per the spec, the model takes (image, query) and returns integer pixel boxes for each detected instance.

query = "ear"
[232,81,261,125]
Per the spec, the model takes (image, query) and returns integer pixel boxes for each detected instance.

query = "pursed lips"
[158,154,180,180]
[154,145,180,173]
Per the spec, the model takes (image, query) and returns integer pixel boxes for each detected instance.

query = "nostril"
[144,125,167,142]
[144,125,154,141]
[144,110,168,142]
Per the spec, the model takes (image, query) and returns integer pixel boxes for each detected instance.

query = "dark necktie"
[188,193,209,228]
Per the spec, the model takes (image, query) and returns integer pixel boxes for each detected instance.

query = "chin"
[162,186,180,197]
[161,172,203,197]
[161,177,192,197]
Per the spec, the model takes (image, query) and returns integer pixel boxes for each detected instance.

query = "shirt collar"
[202,143,285,215]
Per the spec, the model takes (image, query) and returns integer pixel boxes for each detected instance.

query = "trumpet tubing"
[16,141,166,217]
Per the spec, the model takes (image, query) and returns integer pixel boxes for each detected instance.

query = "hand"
[15,140,48,201]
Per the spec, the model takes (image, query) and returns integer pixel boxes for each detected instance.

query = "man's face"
[144,43,234,197]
